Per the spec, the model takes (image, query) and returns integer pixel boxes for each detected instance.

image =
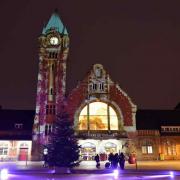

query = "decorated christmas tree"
[47,106,80,168]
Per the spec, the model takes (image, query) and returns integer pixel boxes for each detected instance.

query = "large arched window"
[79,102,119,130]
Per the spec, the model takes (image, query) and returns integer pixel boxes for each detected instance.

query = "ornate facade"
[32,11,180,161]
[32,11,137,161]
[32,12,69,160]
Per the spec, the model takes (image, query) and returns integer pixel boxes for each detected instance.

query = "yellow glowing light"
[79,102,118,130]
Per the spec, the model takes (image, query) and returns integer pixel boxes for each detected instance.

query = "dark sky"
[0,0,180,110]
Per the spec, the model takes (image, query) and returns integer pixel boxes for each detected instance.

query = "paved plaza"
[0,160,178,171]
[0,160,180,179]
[4,173,180,180]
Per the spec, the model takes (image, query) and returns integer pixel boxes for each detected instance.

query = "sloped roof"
[0,108,180,139]
[42,11,68,35]
[0,109,34,140]
[136,109,180,130]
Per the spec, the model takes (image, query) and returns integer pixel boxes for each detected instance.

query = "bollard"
[135,159,138,170]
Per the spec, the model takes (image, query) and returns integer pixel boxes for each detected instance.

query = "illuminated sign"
[76,131,127,139]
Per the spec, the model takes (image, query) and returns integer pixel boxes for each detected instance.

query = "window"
[80,142,96,161]
[46,104,56,115]
[163,140,176,155]
[105,142,117,154]
[50,88,53,95]
[89,82,105,93]
[142,145,153,154]
[99,83,104,91]
[15,123,23,129]
[20,143,28,148]
[0,148,8,155]
[162,126,180,133]
[51,64,54,71]
[92,83,97,90]
[147,146,153,154]
[0,143,8,155]
[78,102,119,130]
[49,125,52,134]
[142,146,147,154]
[95,67,102,78]
[45,125,48,136]
[45,124,53,136]
[141,140,153,154]
[49,52,58,59]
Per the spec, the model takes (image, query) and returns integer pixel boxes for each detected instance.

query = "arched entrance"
[105,142,117,154]
[80,142,96,161]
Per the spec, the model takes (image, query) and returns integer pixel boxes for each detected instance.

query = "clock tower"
[32,11,69,160]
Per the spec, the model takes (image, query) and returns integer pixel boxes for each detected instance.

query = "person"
[94,154,100,168]
[105,161,111,169]
[43,148,48,168]
[119,152,125,170]
[112,153,119,169]
[108,153,114,168]
[43,153,48,167]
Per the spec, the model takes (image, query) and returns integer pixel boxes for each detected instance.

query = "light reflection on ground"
[4,173,179,180]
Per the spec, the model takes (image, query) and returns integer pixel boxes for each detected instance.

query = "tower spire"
[32,11,70,160]
[42,10,68,35]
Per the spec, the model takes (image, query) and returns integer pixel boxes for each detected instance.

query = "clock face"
[50,37,59,45]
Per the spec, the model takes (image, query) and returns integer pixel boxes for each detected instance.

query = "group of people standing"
[108,152,125,169]
[94,152,126,170]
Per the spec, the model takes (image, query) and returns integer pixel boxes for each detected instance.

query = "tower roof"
[42,11,68,35]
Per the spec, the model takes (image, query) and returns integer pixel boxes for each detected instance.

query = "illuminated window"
[105,142,117,154]
[142,146,147,154]
[0,143,8,155]
[163,140,176,155]
[80,142,96,161]
[147,146,153,154]
[15,123,23,129]
[141,140,153,154]
[20,143,28,148]
[79,102,119,130]
[141,145,153,154]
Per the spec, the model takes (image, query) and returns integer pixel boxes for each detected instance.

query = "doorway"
[80,142,96,161]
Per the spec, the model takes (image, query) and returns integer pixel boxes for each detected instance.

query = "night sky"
[0,0,180,110]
